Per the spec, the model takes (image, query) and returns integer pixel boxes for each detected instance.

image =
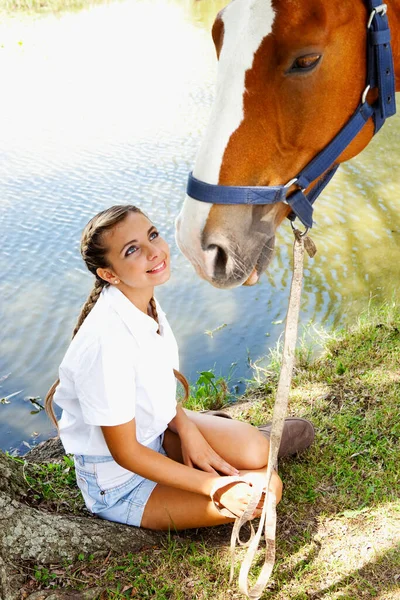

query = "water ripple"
[0,0,399,451]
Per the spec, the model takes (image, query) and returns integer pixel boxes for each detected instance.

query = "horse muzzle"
[176,223,275,290]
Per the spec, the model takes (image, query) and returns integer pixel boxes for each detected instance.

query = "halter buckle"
[367,4,387,29]
[283,178,306,204]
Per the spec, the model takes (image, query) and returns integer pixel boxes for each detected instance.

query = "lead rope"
[229,228,317,599]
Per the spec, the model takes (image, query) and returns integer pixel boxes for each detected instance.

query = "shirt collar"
[102,285,160,335]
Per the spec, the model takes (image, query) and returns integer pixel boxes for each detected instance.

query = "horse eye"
[288,54,322,73]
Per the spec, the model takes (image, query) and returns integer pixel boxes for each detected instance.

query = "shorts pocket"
[75,472,96,512]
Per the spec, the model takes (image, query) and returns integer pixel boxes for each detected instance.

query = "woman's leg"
[183,409,271,470]
[162,410,269,469]
[141,464,282,530]
[141,413,281,530]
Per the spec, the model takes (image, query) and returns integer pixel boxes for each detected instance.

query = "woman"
[45,205,314,530]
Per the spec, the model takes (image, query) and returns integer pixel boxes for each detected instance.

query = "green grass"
[16,301,400,599]
[12,454,85,514]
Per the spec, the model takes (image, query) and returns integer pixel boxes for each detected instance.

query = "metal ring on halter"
[283,177,306,205]
[283,177,299,190]
[367,4,387,29]
[362,84,371,104]
[290,220,309,237]
[282,178,298,204]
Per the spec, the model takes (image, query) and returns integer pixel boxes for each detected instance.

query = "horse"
[176,0,400,289]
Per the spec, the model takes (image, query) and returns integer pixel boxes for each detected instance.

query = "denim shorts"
[74,434,166,527]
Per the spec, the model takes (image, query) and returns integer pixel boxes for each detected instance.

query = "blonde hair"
[45,205,189,428]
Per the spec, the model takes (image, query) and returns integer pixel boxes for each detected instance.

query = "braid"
[149,296,189,404]
[149,296,160,334]
[45,279,106,428]
[73,279,106,338]
[44,379,60,429]
[173,368,190,405]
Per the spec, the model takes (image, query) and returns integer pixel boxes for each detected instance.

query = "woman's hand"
[214,480,265,519]
[179,420,239,476]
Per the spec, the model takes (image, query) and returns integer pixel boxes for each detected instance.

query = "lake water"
[0,0,399,453]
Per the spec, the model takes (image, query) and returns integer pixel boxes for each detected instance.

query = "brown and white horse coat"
[176,0,400,288]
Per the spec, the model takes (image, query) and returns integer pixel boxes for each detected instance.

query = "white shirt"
[54,285,179,455]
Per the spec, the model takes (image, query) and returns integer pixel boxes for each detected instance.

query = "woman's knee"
[239,428,270,470]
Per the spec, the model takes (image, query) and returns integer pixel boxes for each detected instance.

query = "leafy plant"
[33,566,58,586]
[183,370,232,411]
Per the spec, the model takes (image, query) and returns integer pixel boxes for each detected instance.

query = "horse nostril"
[208,243,228,277]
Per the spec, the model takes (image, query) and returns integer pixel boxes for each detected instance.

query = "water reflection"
[0,0,399,452]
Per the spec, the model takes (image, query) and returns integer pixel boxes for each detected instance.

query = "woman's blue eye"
[125,245,138,257]
[150,231,159,240]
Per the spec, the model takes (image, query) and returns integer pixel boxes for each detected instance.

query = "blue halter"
[186,1,396,230]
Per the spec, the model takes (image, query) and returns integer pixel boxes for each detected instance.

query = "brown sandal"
[258,418,315,458]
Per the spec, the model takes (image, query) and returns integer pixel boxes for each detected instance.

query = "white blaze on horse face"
[176,0,275,277]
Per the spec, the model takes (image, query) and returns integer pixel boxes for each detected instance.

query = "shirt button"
[100,490,105,495]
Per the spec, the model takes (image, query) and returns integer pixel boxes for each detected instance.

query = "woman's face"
[99,211,171,290]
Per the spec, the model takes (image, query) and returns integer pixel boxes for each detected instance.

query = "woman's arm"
[101,418,219,497]
[168,404,239,476]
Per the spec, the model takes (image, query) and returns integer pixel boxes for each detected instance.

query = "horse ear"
[212,11,225,59]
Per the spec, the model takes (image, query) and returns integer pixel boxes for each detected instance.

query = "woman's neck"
[117,284,155,314]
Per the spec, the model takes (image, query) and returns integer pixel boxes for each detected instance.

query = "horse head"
[176,0,400,288]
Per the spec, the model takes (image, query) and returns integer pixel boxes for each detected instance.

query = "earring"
[114,279,120,284]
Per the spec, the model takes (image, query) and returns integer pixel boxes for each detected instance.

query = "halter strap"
[186,1,396,229]
[367,1,396,131]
